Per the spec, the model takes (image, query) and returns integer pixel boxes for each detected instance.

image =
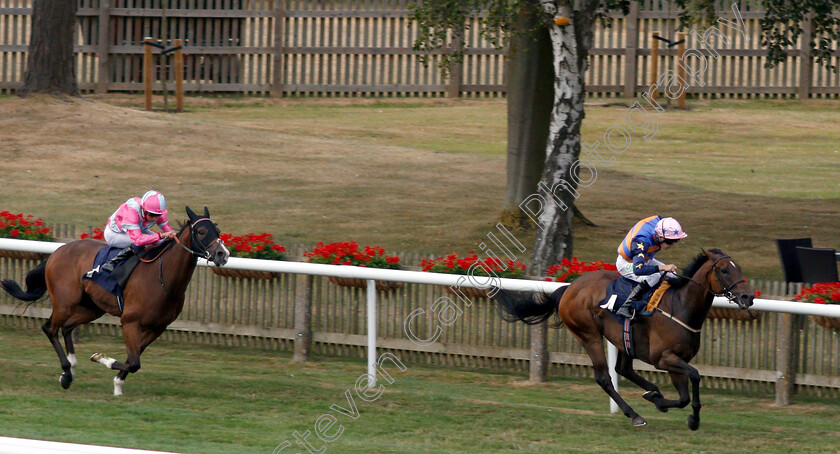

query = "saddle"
[81,242,170,312]
[600,278,672,359]
[599,277,659,320]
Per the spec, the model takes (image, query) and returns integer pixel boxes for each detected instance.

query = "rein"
[661,254,747,333]
[140,218,220,263]
[676,255,745,300]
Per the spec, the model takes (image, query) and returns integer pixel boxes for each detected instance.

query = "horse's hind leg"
[60,301,105,380]
[579,335,647,427]
[42,315,74,389]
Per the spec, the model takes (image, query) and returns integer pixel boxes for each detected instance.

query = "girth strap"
[623,318,635,358]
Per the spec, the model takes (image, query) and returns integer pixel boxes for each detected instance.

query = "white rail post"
[366,279,377,387]
[608,342,619,413]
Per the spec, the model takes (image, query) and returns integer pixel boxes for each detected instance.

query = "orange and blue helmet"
[141,190,167,215]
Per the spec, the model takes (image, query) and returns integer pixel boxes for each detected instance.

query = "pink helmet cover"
[141,190,168,215]
[655,217,688,240]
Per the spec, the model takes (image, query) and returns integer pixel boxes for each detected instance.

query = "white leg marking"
[91,352,116,369]
[67,353,77,378]
[113,376,125,396]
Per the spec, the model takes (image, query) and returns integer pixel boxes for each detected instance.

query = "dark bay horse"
[1,206,229,395]
[492,249,754,429]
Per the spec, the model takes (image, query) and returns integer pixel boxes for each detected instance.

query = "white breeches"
[616,255,665,287]
[104,228,133,248]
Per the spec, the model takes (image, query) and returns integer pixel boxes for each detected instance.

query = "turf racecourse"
[1,325,838,453]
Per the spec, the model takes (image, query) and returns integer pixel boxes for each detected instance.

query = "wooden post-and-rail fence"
[2,237,840,405]
[0,0,838,97]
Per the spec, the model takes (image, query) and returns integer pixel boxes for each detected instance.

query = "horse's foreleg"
[616,351,663,400]
[657,352,702,430]
[90,323,163,396]
[581,338,647,427]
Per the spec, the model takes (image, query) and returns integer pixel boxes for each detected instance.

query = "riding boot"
[616,281,651,320]
[100,247,135,274]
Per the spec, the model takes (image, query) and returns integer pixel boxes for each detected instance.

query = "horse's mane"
[176,220,190,234]
[668,248,726,289]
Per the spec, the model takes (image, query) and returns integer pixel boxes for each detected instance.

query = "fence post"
[529,321,548,382]
[271,2,286,98]
[174,39,184,111]
[96,0,111,93]
[650,31,660,101]
[293,274,313,362]
[623,1,639,98]
[447,22,465,98]
[798,13,813,99]
[775,312,795,405]
[677,31,686,108]
[144,37,153,111]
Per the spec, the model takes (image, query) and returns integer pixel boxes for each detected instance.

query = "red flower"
[0,212,53,242]
[421,252,527,279]
[796,282,840,305]
[220,232,286,261]
[546,257,617,283]
[304,241,400,269]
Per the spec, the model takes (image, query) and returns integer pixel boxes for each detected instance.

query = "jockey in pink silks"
[90,190,177,275]
[614,216,688,320]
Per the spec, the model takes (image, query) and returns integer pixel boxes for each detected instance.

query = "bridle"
[677,255,746,304]
[173,217,223,261]
[656,254,747,334]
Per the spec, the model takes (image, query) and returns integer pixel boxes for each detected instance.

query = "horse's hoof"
[90,352,105,363]
[632,416,647,427]
[59,373,72,389]
[687,415,700,431]
[642,390,660,402]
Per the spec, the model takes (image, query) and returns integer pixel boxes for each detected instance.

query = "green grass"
[1,324,839,453]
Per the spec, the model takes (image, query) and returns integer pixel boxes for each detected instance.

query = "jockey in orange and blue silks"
[88,190,177,276]
[614,215,688,320]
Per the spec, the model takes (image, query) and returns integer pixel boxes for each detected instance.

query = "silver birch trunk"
[529,0,596,276]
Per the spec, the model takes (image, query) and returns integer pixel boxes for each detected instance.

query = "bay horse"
[1,206,229,395]
[492,249,754,429]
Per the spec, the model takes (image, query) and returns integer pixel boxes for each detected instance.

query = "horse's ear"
[203,207,210,218]
[701,248,709,257]
[185,206,198,221]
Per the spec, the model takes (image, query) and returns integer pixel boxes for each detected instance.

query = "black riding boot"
[616,281,651,320]
[100,247,135,274]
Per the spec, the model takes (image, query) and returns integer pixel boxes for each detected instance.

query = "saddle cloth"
[81,246,140,313]
[599,277,659,321]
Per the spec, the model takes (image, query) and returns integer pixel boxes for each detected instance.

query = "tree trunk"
[529,1,597,275]
[20,0,79,97]
[503,5,554,227]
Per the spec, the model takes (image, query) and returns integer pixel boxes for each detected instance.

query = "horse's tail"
[491,286,568,326]
[1,261,48,302]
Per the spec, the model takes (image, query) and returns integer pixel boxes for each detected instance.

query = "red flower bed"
[796,282,840,305]
[421,252,527,279]
[80,227,106,240]
[0,210,52,241]
[305,241,400,269]
[545,257,617,283]
[220,233,286,261]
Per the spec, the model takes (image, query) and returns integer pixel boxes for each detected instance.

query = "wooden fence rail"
[1,0,838,97]
[1,246,838,401]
